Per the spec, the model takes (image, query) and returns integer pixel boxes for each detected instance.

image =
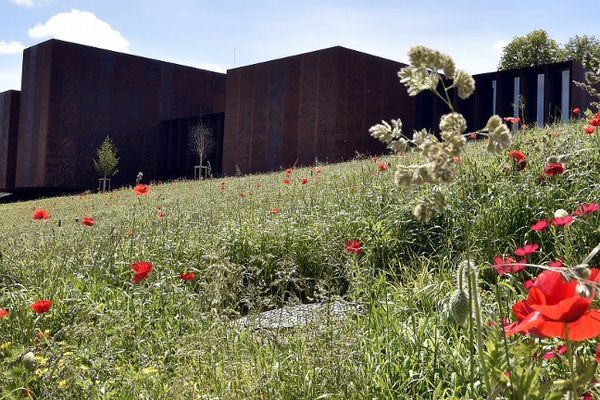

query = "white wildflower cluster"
[484,116,512,153]
[399,46,475,99]
[370,45,512,222]
[368,119,409,154]
[413,186,446,223]
[547,154,571,164]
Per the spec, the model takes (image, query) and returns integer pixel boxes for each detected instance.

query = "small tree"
[498,29,562,70]
[93,135,119,179]
[189,121,215,167]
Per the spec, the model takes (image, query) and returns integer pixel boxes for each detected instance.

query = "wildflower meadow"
[1,46,600,399]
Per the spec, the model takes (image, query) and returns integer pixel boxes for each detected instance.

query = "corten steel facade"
[221,46,414,175]
[0,90,20,189]
[0,39,596,192]
[14,39,225,190]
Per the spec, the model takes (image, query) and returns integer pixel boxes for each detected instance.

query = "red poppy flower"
[131,261,153,283]
[345,240,363,255]
[590,114,600,127]
[134,184,150,196]
[376,161,388,172]
[271,207,281,215]
[81,216,95,226]
[531,219,550,232]
[583,392,593,400]
[156,208,165,219]
[300,177,309,185]
[505,268,600,341]
[543,163,565,177]
[219,182,226,192]
[572,107,580,115]
[32,209,49,220]
[548,260,564,269]
[503,117,520,124]
[542,344,567,360]
[0,308,8,319]
[584,125,596,135]
[551,215,573,227]
[282,178,291,185]
[508,150,526,162]
[514,243,539,257]
[30,300,52,314]
[179,272,195,282]
[239,192,246,198]
[315,167,321,174]
[523,279,535,291]
[574,203,599,216]
[493,256,526,276]
[284,167,293,176]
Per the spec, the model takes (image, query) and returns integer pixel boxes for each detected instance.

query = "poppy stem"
[565,324,577,400]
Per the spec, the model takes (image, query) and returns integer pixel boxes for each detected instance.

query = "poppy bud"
[446,289,470,326]
[574,265,591,280]
[576,282,592,298]
[22,351,36,370]
[554,209,569,219]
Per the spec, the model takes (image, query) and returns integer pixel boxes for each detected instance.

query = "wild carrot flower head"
[32,209,49,220]
[486,116,512,153]
[30,300,52,314]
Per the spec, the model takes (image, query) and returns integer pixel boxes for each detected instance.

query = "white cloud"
[27,9,130,53]
[10,0,33,7]
[494,40,509,56]
[0,67,22,91]
[9,0,49,7]
[0,40,25,55]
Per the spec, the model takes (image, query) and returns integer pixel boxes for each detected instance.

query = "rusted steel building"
[0,90,20,189]
[12,39,225,191]
[221,46,413,175]
[0,39,595,192]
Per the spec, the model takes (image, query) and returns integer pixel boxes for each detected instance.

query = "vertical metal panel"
[536,73,545,126]
[561,69,570,122]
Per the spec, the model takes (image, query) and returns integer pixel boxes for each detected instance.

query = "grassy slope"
[0,121,599,399]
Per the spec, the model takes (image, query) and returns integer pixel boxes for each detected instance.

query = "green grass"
[1,120,600,399]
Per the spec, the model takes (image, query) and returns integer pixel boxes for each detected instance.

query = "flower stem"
[565,324,577,400]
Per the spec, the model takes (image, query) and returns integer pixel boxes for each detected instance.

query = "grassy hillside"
[1,120,600,399]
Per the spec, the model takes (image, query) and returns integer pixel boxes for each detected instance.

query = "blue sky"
[1,0,599,92]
